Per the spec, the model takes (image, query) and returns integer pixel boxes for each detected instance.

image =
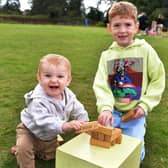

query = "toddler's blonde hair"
[37,54,71,78]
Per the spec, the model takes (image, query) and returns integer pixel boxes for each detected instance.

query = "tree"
[127,0,168,15]
[126,0,168,23]
[30,0,68,17]
[87,7,104,22]
[30,0,84,18]
[2,0,21,13]
[67,0,82,17]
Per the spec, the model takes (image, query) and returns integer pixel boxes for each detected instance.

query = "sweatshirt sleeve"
[70,97,89,122]
[138,46,165,113]
[21,99,65,140]
[93,53,115,113]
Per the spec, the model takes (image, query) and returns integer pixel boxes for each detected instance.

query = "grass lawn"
[0,23,168,168]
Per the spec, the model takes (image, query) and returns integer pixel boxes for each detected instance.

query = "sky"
[19,0,31,11]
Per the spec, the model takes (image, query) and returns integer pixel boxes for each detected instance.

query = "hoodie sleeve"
[70,97,89,122]
[93,52,115,114]
[138,45,165,113]
[21,99,65,141]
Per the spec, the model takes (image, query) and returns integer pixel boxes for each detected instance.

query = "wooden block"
[116,134,122,144]
[76,121,99,133]
[122,109,135,122]
[90,137,111,148]
[98,132,105,141]
[95,125,113,136]
[111,128,122,145]
[104,135,111,142]
[91,131,99,139]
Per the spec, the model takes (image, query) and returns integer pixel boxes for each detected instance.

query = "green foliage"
[128,0,168,14]
[87,7,104,22]
[0,23,168,168]
[1,0,21,14]
[30,0,83,18]
[151,8,168,20]
[127,0,168,25]
[95,21,106,27]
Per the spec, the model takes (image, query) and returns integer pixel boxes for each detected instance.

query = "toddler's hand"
[98,110,113,126]
[62,120,84,132]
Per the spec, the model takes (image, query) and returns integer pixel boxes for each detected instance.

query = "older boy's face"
[107,15,139,47]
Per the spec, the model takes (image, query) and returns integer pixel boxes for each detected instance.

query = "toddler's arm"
[62,120,85,132]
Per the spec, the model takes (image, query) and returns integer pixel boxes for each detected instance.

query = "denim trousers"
[112,110,146,161]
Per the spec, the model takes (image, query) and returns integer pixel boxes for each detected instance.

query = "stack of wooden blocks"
[77,121,122,148]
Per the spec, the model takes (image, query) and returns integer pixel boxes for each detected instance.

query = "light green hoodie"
[93,39,165,114]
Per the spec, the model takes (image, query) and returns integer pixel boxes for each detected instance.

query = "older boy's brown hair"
[108,1,138,23]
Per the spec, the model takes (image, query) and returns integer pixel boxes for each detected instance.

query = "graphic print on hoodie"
[107,58,143,103]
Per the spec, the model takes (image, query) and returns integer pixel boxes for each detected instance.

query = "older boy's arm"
[93,54,115,114]
[139,50,165,113]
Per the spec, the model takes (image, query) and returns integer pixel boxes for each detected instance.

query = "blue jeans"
[112,110,146,161]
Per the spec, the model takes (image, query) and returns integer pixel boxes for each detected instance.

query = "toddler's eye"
[45,74,51,77]
[58,75,64,78]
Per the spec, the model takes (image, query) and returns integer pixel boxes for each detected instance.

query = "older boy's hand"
[62,120,84,132]
[98,110,113,126]
[133,106,145,119]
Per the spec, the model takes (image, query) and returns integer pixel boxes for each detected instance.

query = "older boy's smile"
[118,34,128,40]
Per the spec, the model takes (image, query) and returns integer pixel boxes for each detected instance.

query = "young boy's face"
[37,62,71,99]
[107,15,139,47]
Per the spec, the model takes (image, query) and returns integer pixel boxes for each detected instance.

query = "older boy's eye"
[126,23,132,27]
[113,24,120,27]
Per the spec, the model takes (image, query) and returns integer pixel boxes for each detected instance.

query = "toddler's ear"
[66,76,72,86]
[36,73,40,82]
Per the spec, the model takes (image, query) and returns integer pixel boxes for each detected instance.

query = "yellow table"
[56,133,141,168]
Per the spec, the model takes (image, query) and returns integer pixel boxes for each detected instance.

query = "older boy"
[12,54,89,168]
[93,1,165,161]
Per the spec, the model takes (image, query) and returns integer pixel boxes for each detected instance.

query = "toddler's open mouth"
[49,86,59,89]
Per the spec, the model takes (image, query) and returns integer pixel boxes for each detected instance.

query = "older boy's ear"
[135,22,139,32]
[107,23,112,33]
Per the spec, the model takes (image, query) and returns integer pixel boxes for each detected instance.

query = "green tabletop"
[56,133,141,168]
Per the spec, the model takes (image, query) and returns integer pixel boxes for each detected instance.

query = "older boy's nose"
[120,26,127,32]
